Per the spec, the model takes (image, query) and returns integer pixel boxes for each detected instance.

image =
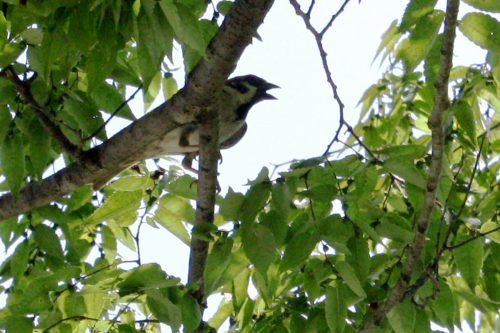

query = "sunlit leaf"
[459,13,500,53]
[204,236,233,295]
[118,263,179,296]
[400,0,438,31]
[85,190,142,226]
[335,260,366,298]
[146,289,182,330]
[453,228,484,289]
[280,224,319,272]
[388,300,416,333]
[462,0,500,13]
[480,222,500,243]
[241,222,276,275]
[325,284,346,333]
[396,11,444,71]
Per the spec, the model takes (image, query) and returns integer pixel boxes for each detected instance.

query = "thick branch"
[187,109,219,324]
[0,0,275,221]
[360,0,460,330]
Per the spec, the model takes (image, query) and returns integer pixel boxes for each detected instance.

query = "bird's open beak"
[263,82,279,100]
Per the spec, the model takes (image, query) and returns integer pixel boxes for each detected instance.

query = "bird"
[147,74,279,172]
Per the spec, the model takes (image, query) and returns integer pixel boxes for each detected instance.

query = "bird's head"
[225,74,279,119]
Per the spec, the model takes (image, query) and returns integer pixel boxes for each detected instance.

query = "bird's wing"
[220,122,248,150]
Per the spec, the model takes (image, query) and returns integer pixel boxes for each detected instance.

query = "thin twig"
[360,0,460,329]
[446,226,500,250]
[288,0,347,155]
[306,0,315,16]
[320,0,350,36]
[84,84,142,141]
[439,130,486,254]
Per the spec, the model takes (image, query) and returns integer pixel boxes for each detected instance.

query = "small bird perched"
[148,74,279,172]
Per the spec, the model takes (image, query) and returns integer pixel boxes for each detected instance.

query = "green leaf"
[0,11,7,49]
[146,289,182,330]
[414,311,432,333]
[241,222,276,275]
[271,181,291,220]
[5,316,33,333]
[0,42,25,68]
[85,190,142,225]
[377,214,414,244]
[388,300,416,333]
[165,174,197,200]
[11,240,30,280]
[431,280,456,330]
[25,118,51,178]
[453,100,477,146]
[204,236,233,295]
[453,229,484,289]
[459,13,500,53]
[396,11,444,72]
[318,215,354,254]
[219,189,245,221]
[375,20,402,62]
[480,222,500,244]
[0,106,13,143]
[65,185,93,212]
[462,0,500,13]
[328,155,363,177]
[133,0,141,16]
[159,0,205,53]
[181,294,201,332]
[217,1,233,15]
[208,298,233,329]
[34,224,64,259]
[280,224,318,272]
[335,260,366,298]
[1,131,25,198]
[325,284,346,333]
[153,194,193,245]
[135,8,165,91]
[62,95,105,140]
[118,263,179,296]
[107,175,153,191]
[101,225,117,262]
[162,74,178,101]
[400,0,438,31]
[383,157,427,189]
[379,144,427,160]
[90,82,135,120]
[346,237,370,284]
[64,292,86,317]
[20,28,43,45]
[239,182,271,223]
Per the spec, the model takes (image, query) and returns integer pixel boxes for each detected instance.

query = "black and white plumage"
[149,75,278,171]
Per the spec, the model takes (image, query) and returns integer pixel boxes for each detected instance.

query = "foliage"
[0,0,499,333]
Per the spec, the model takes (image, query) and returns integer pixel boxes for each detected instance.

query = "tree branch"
[0,0,275,221]
[360,0,460,330]
[288,0,377,160]
[187,108,220,327]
